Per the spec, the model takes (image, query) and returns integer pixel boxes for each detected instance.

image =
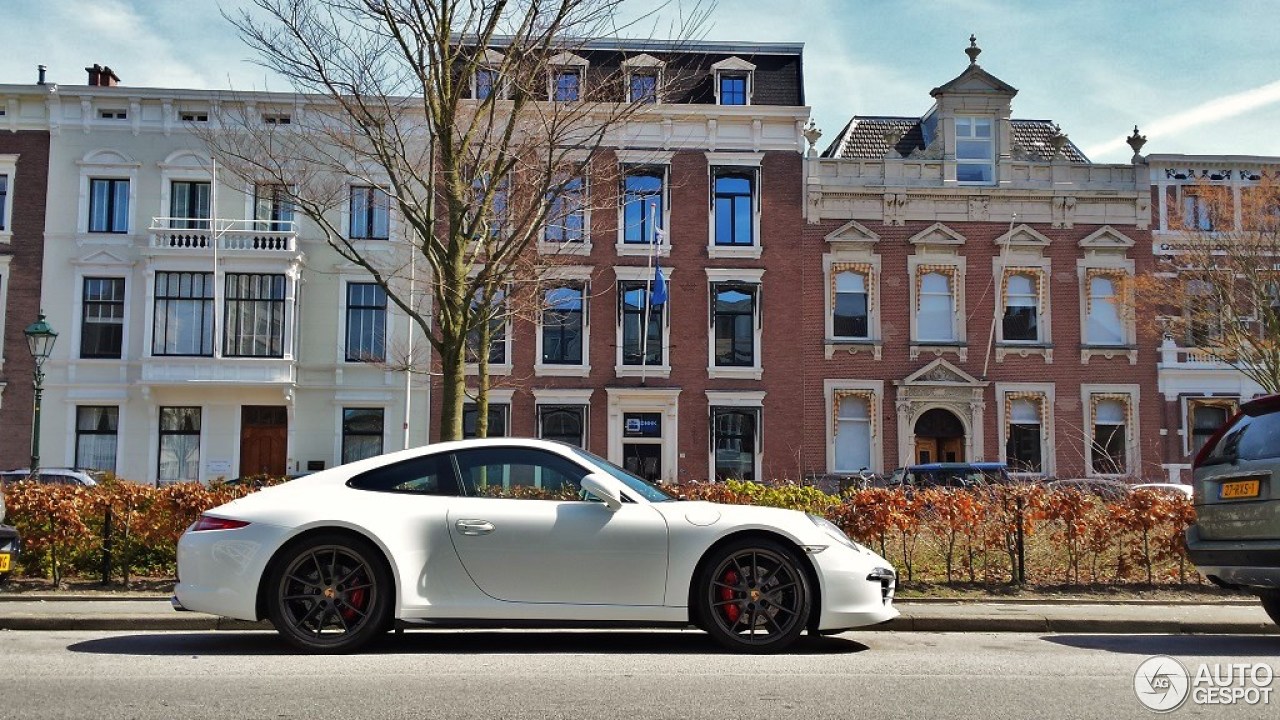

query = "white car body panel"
[175,438,898,632]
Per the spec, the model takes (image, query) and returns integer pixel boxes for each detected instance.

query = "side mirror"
[581,474,623,511]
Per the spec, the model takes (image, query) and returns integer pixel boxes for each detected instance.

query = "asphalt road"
[5,629,1279,719]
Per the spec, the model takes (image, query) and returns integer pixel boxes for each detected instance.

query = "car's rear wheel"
[266,533,391,654]
[1260,592,1280,627]
[697,538,810,653]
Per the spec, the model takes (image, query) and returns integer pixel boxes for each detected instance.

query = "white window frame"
[462,388,515,439]
[706,152,764,260]
[954,115,995,186]
[472,49,507,101]
[616,150,673,257]
[995,383,1055,478]
[0,153,17,243]
[535,266,592,377]
[707,390,765,483]
[74,404,122,473]
[534,388,594,449]
[1081,384,1140,478]
[156,405,205,485]
[908,258,966,354]
[539,171,591,255]
[547,52,588,102]
[463,282,512,377]
[707,268,764,380]
[0,255,11,370]
[73,271,131,362]
[335,406,387,466]
[711,56,756,106]
[622,54,665,104]
[615,266,671,379]
[824,379,884,474]
[78,150,140,238]
[345,183,393,241]
[339,277,391,364]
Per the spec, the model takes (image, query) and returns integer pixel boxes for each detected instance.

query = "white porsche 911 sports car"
[175,438,897,653]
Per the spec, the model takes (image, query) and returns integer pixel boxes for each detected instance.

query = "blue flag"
[651,262,668,306]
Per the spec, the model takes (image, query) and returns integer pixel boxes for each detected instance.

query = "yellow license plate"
[0,553,9,572]
[1221,479,1261,500]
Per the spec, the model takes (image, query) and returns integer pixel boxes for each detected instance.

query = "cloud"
[1085,79,1280,159]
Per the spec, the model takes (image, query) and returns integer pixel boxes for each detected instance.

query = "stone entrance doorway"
[893,359,988,467]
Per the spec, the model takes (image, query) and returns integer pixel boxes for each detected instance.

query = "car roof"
[906,462,1008,471]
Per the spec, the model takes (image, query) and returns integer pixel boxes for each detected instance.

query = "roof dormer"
[711,56,756,106]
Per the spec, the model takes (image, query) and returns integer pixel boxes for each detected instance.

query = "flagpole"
[639,201,658,386]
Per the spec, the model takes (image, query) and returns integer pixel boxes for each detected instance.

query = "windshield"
[569,447,674,503]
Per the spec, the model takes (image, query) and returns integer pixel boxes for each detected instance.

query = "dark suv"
[1185,394,1280,627]
[0,488,18,582]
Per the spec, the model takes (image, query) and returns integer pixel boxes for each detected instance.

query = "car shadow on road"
[1044,634,1280,657]
[67,630,869,657]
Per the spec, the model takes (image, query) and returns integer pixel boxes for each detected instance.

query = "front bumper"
[1186,524,1280,591]
[810,545,899,631]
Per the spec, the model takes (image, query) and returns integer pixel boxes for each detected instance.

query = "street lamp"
[24,311,57,478]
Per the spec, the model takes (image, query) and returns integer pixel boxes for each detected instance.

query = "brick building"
[436,39,811,484]
[802,39,1161,480]
[0,82,50,469]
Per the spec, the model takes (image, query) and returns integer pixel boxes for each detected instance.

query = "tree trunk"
[438,343,466,441]
[475,318,491,438]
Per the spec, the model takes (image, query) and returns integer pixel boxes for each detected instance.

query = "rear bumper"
[1186,524,1280,591]
[0,524,20,573]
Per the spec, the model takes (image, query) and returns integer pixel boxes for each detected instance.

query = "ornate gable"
[1078,225,1135,249]
[825,219,880,246]
[995,224,1052,249]
[901,358,982,386]
[909,222,966,247]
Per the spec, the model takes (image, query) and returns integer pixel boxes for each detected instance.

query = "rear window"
[347,454,458,495]
[1203,411,1280,465]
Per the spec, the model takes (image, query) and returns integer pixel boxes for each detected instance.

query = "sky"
[1,0,1278,163]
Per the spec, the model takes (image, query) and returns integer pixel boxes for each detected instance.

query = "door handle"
[455,519,495,536]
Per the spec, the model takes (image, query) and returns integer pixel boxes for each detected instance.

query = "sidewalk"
[0,597,1274,634]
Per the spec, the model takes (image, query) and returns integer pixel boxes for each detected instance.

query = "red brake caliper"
[340,571,368,622]
[720,570,740,623]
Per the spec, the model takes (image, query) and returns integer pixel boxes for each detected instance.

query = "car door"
[444,446,670,606]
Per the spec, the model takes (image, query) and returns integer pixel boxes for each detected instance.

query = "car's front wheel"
[266,532,392,654]
[697,538,811,653]
[1261,592,1280,627]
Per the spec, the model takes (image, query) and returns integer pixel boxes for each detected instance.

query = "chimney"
[85,64,121,87]
[37,65,46,85]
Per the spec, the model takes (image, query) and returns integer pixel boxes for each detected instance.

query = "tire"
[1261,592,1280,628]
[696,538,811,653]
[266,532,392,654]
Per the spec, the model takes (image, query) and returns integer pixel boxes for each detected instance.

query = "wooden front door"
[914,437,965,464]
[240,406,287,478]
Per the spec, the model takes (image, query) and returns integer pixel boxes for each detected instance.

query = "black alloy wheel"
[698,538,811,652]
[267,533,392,653]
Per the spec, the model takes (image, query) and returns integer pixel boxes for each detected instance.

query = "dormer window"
[955,116,993,184]
[711,56,756,106]
[475,67,500,100]
[553,69,580,101]
[622,53,665,105]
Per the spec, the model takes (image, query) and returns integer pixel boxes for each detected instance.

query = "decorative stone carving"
[1051,196,1076,228]
[968,196,990,221]
[882,192,908,226]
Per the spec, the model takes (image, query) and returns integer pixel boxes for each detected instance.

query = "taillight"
[190,515,250,532]
[1191,411,1241,471]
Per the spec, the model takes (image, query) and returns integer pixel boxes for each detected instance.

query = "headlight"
[807,513,863,552]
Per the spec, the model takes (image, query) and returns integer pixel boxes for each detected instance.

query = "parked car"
[174,438,899,653]
[1185,394,1280,628]
[0,488,18,582]
[887,462,1011,490]
[1132,482,1194,499]
[0,468,98,487]
[1045,478,1131,501]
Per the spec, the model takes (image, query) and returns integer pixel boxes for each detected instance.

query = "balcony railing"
[1159,338,1227,367]
[148,218,297,253]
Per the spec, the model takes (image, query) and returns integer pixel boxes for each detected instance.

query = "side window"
[347,453,457,495]
[1235,412,1280,462]
[451,447,589,500]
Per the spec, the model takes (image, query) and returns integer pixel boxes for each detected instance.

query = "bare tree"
[1140,176,1280,393]
[207,0,707,439]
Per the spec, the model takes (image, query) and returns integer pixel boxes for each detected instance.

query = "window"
[541,286,585,365]
[1189,400,1235,457]
[98,109,127,120]
[620,281,663,366]
[347,453,456,494]
[452,446,588,498]
[180,112,209,122]
[262,113,291,125]
[475,67,499,100]
[713,171,754,246]
[622,168,664,244]
[833,271,869,339]
[255,185,294,231]
[629,73,657,103]
[88,178,129,233]
[152,272,214,356]
[1086,275,1124,345]
[917,272,955,342]
[712,283,757,366]
[170,181,210,230]
[719,74,747,105]
[158,407,201,483]
[539,406,586,448]
[0,173,7,231]
[1006,398,1042,473]
[349,186,390,239]
[1182,191,1217,231]
[224,273,286,358]
[834,395,871,473]
[1185,279,1222,346]
[553,70,580,101]
[80,277,125,359]
[75,406,118,473]
[1091,399,1127,474]
[345,283,387,362]
[955,116,993,184]
[1002,274,1039,342]
[463,403,509,439]
[711,407,759,482]
[465,290,507,365]
[545,177,585,243]
[342,408,384,463]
